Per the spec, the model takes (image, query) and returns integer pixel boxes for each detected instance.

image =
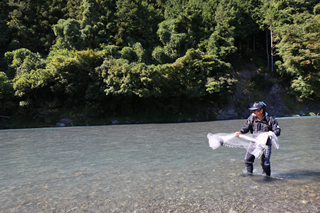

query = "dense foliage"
[0,0,319,126]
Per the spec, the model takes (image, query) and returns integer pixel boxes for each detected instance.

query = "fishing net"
[207,131,279,158]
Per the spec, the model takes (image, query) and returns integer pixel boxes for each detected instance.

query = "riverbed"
[0,117,319,212]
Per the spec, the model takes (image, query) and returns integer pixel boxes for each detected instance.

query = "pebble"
[3,178,318,213]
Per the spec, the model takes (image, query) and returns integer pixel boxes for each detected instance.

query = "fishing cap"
[248,101,267,111]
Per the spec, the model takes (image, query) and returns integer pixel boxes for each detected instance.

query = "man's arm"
[235,115,252,136]
[271,117,281,136]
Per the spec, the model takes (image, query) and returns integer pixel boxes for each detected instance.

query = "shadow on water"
[239,170,320,184]
[240,173,284,184]
[276,170,320,181]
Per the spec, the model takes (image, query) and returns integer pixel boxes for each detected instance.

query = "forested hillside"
[0,0,319,128]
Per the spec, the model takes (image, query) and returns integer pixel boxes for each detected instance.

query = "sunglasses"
[252,109,260,112]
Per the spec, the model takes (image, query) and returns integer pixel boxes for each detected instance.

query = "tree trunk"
[266,30,270,70]
[253,34,255,52]
[270,28,273,72]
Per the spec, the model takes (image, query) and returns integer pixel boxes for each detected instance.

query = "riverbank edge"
[1,64,319,129]
[1,110,319,130]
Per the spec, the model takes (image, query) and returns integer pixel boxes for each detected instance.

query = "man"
[235,101,281,176]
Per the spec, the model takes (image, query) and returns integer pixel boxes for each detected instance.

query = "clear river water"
[0,117,320,212]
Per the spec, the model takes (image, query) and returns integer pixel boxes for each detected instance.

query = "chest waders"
[245,141,271,176]
[244,119,272,176]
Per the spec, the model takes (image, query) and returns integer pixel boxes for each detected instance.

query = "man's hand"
[234,131,242,137]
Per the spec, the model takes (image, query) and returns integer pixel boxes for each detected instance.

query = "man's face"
[252,108,263,117]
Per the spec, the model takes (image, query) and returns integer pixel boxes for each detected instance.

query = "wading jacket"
[240,112,281,138]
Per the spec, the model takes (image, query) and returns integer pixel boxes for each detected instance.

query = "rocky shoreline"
[216,83,320,120]
[215,65,320,120]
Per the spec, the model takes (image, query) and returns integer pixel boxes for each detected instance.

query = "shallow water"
[0,117,320,212]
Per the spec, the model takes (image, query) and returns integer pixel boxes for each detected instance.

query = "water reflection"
[0,117,320,212]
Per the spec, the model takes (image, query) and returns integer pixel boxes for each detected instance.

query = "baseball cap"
[248,101,267,110]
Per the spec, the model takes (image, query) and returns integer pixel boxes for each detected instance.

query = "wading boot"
[245,163,253,176]
[262,166,271,176]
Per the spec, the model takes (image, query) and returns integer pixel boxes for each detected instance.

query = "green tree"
[47,49,105,106]
[13,68,52,106]
[0,16,10,70]
[206,0,237,60]
[0,72,16,113]
[114,0,163,48]
[162,48,236,98]
[4,48,50,107]
[5,48,46,79]
[275,12,320,99]
[104,47,235,99]
[257,0,293,72]
[52,0,117,51]
[232,0,262,53]
[152,18,194,64]
[102,60,164,98]
[6,0,82,54]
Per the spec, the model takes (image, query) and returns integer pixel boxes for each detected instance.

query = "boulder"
[217,107,238,120]
[55,118,73,127]
[55,122,66,127]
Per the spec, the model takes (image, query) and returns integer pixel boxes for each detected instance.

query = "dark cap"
[248,101,267,110]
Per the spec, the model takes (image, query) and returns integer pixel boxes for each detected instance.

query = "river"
[0,117,319,212]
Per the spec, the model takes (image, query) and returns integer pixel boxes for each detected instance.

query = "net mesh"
[207,132,279,158]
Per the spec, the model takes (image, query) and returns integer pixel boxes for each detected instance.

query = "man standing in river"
[234,101,281,176]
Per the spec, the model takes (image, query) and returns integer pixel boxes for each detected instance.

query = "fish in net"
[207,131,279,158]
